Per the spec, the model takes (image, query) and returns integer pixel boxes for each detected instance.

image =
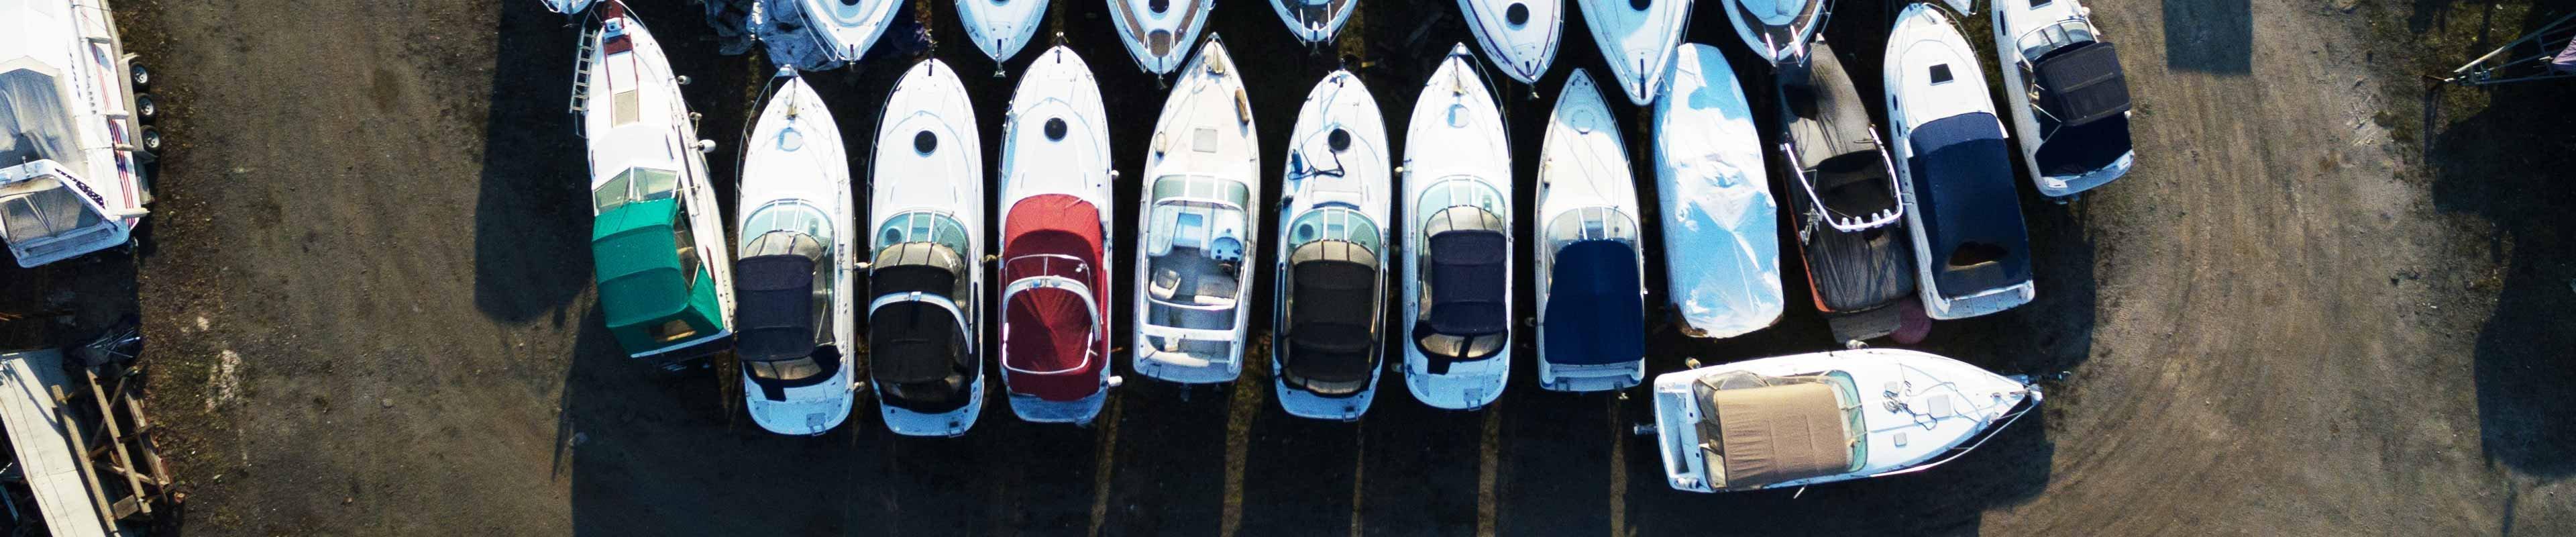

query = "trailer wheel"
[136,93,158,121]
[130,62,150,89]
[140,127,164,152]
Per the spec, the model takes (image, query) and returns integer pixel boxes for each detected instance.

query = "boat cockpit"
[1780,42,1902,232]
[871,213,977,413]
[1540,207,1644,368]
[1688,370,1867,490]
[1279,207,1382,396]
[1414,201,1510,373]
[735,230,841,398]
[1142,175,1251,332]
[2015,19,2134,177]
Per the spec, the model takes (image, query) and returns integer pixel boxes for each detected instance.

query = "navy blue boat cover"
[1426,230,1509,336]
[1907,114,2033,297]
[734,254,819,362]
[1542,240,1643,366]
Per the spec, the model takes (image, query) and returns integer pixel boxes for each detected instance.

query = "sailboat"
[734,70,858,436]
[578,1,737,364]
[1400,45,1517,411]
[1534,70,1646,393]
[868,59,987,437]
[1272,70,1391,421]
[998,46,1122,424]
[1132,36,1260,385]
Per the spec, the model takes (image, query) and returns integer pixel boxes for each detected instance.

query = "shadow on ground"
[2163,0,2255,73]
[2420,3,2576,477]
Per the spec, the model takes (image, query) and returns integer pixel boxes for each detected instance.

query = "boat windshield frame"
[592,167,682,214]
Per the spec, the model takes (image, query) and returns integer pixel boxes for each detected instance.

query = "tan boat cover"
[1709,382,1852,487]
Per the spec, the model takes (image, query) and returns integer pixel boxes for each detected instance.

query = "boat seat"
[1151,268,1181,300]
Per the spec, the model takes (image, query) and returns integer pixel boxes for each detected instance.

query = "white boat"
[1652,44,1781,340]
[1400,44,1515,411]
[1271,69,1390,421]
[961,0,1049,68]
[1572,0,1690,105]
[998,46,1121,424]
[2,0,156,268]
[539,0,599,14]
[1533,70,1645,393]
[1885,4,2034,320]
[1645,348,2041,493]
[1106,0,1216,75]
[1271,0,1359,44]
[1992,0,2133,197]
[734,70,857,436]
[868,58,986,437]
[1132,36,1259,385]
[1456,0,1563,85]
[576,1,739,363]
[1719,0,1826,70]
[757,0,905,70]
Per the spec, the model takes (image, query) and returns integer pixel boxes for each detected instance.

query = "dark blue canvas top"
[734,254,820,362]
[1542,240,1643,366]
[1426,230,1509,336]
[1908,114,2034,297]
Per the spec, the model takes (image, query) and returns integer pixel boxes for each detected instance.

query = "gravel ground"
[17,0,2560,534]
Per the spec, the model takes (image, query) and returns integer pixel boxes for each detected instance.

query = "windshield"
[1285,208,1381,251]
[1543,207,1641,254]
[747,353,825,381]
[2017,19,2098,62]
[1416,332,1506,360]
[593,168,681,213]
[875,210,973,261]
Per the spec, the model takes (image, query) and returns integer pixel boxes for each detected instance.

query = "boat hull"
[1647,348,2039,493]
[1401,45,1517,410]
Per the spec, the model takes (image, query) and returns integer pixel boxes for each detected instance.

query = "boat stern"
[0,160,140,267]
[744,375,857,436]
[1925,281,2037,320]
[879,375,985,437]
[1649,372,1716,492]
[2036,150,2133,197]
[1132,328,1244,384]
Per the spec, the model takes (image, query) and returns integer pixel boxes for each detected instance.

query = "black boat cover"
[1542,240,1643,366]
[2035,114,2133,177]
[733,252,821,363]
[1426,229,1509,336]
[1286,247,1381,392]
[2033,41,2132,127]
[1794,209,1918,313]
[873,264,957,298]
[1781,41,1900,218]
[1907,114,2034,297]
[870,301,973,412]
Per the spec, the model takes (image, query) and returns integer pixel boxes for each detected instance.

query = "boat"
[1719,0,1827,70]
[1652,44,1781,340]
[756,0,905,70]
[1132,36,1260,385]
[1271,0,1359,44]
[998,46,1121,424]
[1399,45,1516,410]
[734,70,857,436]
[539,0,599,14]
[1885,4,2034,320]
[1776,40,1915,345]
[1106,0,1216,75]
[1571,0,1690,105]
[1,0,157,268]
[1456,0,1563,85]
[960,0,1050,69]
[1644,348,2041,493]
[868,58,987,436]
[1271,70,1391,421]
[1993,0,2133,197]
[576,1,738,363]
[1533,70,1645,393]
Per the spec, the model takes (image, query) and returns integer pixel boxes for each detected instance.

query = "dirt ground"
[0,0,2554,534]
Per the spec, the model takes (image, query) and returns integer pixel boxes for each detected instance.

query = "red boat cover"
[1002,195,1108,401]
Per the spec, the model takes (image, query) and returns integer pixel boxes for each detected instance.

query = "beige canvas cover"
[1707,382,1852,487]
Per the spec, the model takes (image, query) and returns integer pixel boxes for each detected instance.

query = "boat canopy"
[1542,238,1643,366]
[1,66,78,170]
[592,199,691,328]
[1798,217,1916,313]
[1284,240,1380,395]
[871,242,975,412]
[1907,114,2033,296]
[0,173,103,259]
[1415,205,1510,371]
[1690,371,1866,489]
[2031,41,2131,128]
[1782,42,1900,228]
[1002,194,1106,402]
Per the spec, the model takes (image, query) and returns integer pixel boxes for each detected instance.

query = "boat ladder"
[568,21,604,124]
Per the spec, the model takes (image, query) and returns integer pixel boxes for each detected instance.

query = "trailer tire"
[140,127,164,152]
[130,62,150,89]
[136,93,158,121]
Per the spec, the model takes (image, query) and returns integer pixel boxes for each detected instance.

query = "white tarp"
[1654,45,1784,339]
[1,68,78,170]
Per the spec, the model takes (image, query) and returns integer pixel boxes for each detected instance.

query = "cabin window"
[1930,64,1954,85]
[592,174,631,213]
[674,216,700,291]
[592,168,680,213]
